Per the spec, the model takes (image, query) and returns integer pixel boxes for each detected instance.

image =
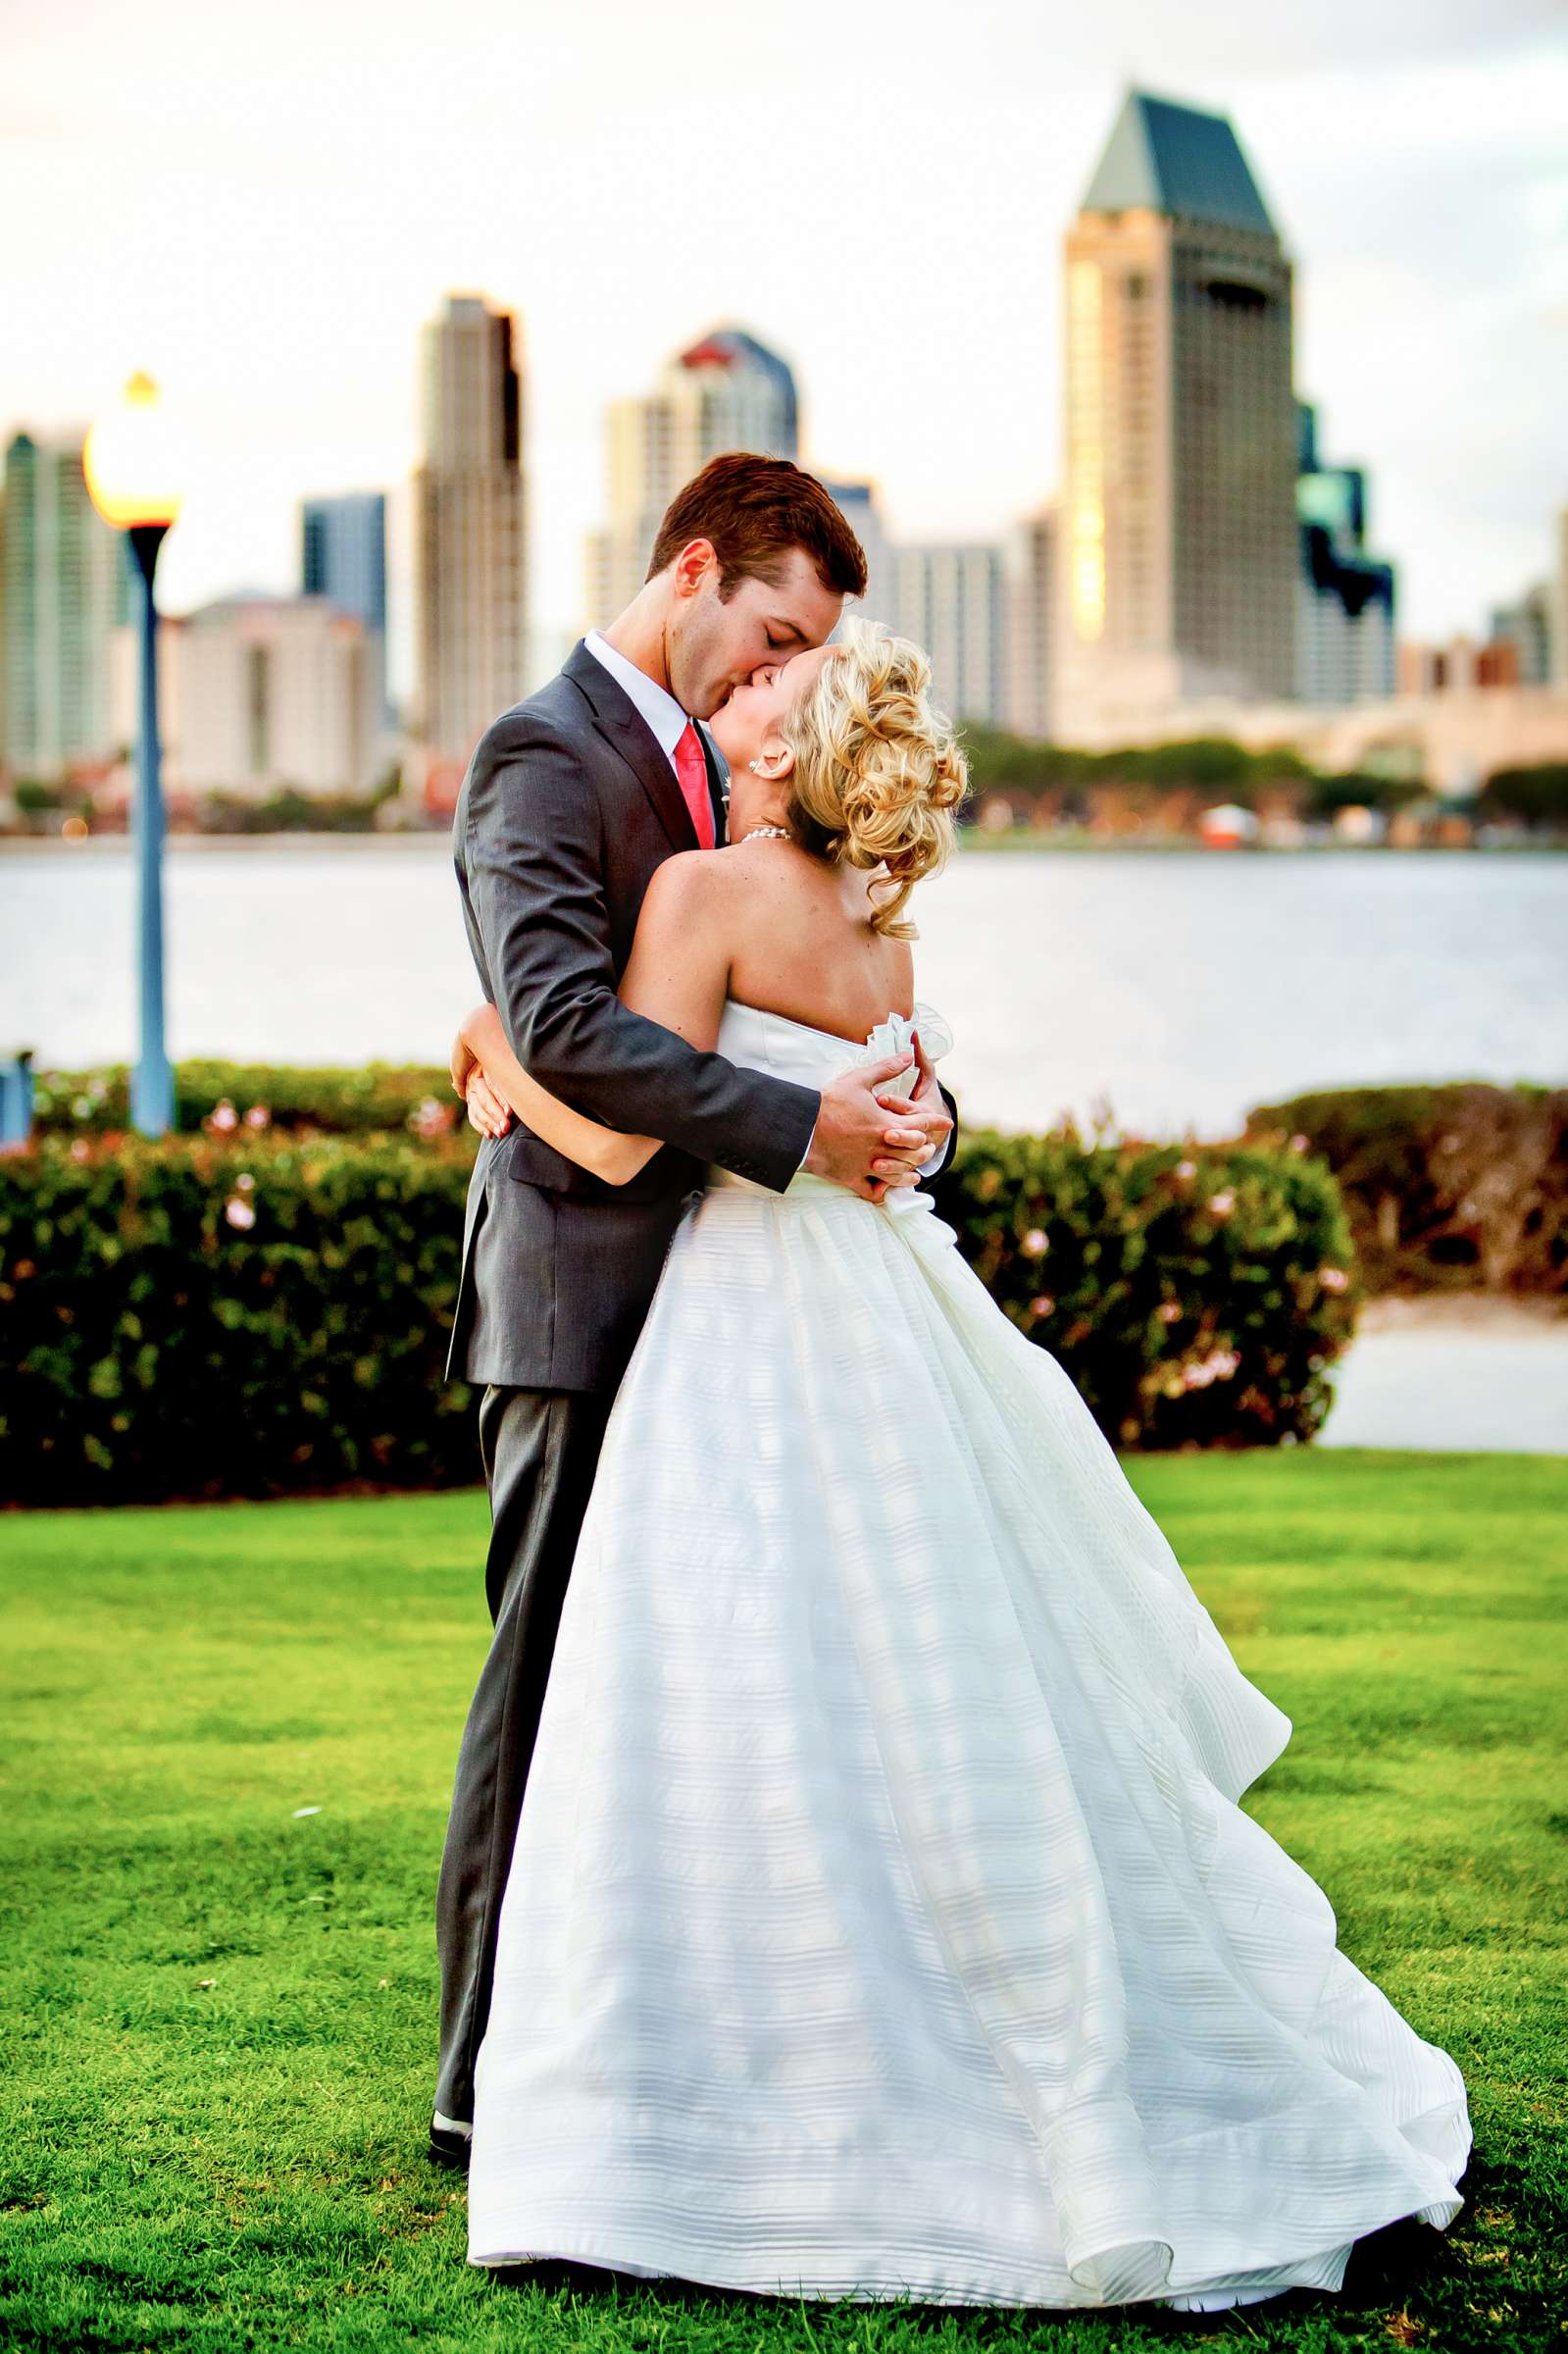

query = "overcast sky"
[5,0,1565,694]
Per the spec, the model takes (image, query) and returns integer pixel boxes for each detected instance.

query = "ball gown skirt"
[464,1002,1472,2311]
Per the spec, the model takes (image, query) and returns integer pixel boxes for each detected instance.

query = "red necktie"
[674,721,717,850]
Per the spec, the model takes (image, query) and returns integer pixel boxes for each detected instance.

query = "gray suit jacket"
[446,639,822,1392]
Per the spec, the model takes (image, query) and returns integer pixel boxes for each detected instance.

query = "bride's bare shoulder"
[641,847,727,904]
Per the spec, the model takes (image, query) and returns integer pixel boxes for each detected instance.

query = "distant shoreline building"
[302,490,389,724]
[822,480,895,633]
[1485,505,1568,691]
[1487,586,1554,688]
[110,593,381,798]
[412,294,527,770]
[1005,503,1059,741]
[1,429,124,779]
[1057,88,1299,739]
[1294,401,1396,706]
[893,543,1006,727]
[584,327,798,628]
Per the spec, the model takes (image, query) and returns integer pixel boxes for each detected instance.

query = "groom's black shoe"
[429,2113,473,2173]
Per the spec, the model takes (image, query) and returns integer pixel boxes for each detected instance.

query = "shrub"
[934,1126,1359,1452]
[1243,1082,1568,1295]
[0,1130,480,1508]
[1,1122,1359,1506]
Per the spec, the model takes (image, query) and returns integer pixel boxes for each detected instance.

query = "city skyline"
[4,0,1563,702]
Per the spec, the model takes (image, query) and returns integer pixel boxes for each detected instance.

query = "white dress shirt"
[580,631,940,1182]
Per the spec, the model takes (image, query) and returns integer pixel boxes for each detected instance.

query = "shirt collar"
[583,630,689,764]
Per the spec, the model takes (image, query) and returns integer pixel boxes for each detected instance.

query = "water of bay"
[5,839,1564,1138]
[5,837,1564,1451]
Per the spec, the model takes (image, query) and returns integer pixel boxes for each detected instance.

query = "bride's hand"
[449,1023,480,1100]
[466,1066,512,1140]
[450,1014,513,1140]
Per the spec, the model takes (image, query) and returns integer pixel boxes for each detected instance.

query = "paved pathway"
[1319,1294,1568,1454]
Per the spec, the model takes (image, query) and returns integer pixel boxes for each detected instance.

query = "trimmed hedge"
[30,1059,1562,1300]
[1,1123,1358,1507]
[30,1059,462,1141]
[0,1131,480,1508]
[934,1127,1359,1451]
[1243,1082,1568,1296]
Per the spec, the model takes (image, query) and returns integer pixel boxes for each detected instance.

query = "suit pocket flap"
[506,1130,589,1193]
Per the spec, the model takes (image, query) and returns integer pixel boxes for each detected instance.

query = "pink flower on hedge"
[70,1137,91,1162]
[1156,1301,1182,1323]
[1290,1132,1309,1152]
[1174,1158,1196,1180]
[224,1195,256,1230]
[1030,1295,1055,1316]
[1319,1265,1349,1292]
[1181,1346,1240,1390]
[1207,1189,1235,1216]
[244,1104,271,1130]
[207,1099,239,1135]
[410,1096,456,1140]
[1021,1227,1048,1256]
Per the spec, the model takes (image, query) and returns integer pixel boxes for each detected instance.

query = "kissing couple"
[432,452,1471,2311]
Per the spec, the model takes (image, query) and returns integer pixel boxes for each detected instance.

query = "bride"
[446,619,1472,2312]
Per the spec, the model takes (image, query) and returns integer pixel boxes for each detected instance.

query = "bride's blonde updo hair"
[778,618,969,939]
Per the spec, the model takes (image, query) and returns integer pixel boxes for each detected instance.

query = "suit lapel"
[563,639,697,855]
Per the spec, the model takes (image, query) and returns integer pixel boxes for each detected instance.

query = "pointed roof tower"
[1080,89,1278,236]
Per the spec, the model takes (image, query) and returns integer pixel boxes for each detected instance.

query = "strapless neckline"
[723,998,918,1053]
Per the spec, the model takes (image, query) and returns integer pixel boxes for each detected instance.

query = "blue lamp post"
[84,374,182,1137]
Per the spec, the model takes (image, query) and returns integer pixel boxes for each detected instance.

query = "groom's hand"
[873,1027,945,1132]
[870,1028,951,1180]
[806,1054,952,1203]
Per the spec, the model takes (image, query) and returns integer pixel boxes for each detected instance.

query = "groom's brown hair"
[648,452,868,601]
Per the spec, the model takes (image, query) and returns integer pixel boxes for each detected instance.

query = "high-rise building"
[1058,88,1299,738]
[893,543,1007,726]
[1294,401,1396,706]
[1005,504,1059,741]
[822,481,896,630]
[302,490,389,722]
[411,294,527,766]
[0,430,124,779]
[584,327,798,628]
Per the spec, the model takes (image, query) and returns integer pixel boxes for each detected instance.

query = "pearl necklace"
[738,824,793,843]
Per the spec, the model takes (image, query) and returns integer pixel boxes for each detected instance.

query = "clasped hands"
[451,1019,949,1205]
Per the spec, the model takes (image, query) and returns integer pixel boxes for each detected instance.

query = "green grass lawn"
[3,1451,1565,2353]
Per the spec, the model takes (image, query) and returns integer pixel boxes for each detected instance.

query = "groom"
[431,451,956,2167]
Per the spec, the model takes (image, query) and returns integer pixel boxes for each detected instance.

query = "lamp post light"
[83,373,183,1137]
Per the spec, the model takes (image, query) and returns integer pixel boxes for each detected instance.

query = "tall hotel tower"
[1,430,124,777]
[1058,91,1299,738]
[412,294,527,765]
[584,328,798,628]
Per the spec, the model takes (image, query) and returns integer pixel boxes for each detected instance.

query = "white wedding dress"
[466,1000,1472,2311]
